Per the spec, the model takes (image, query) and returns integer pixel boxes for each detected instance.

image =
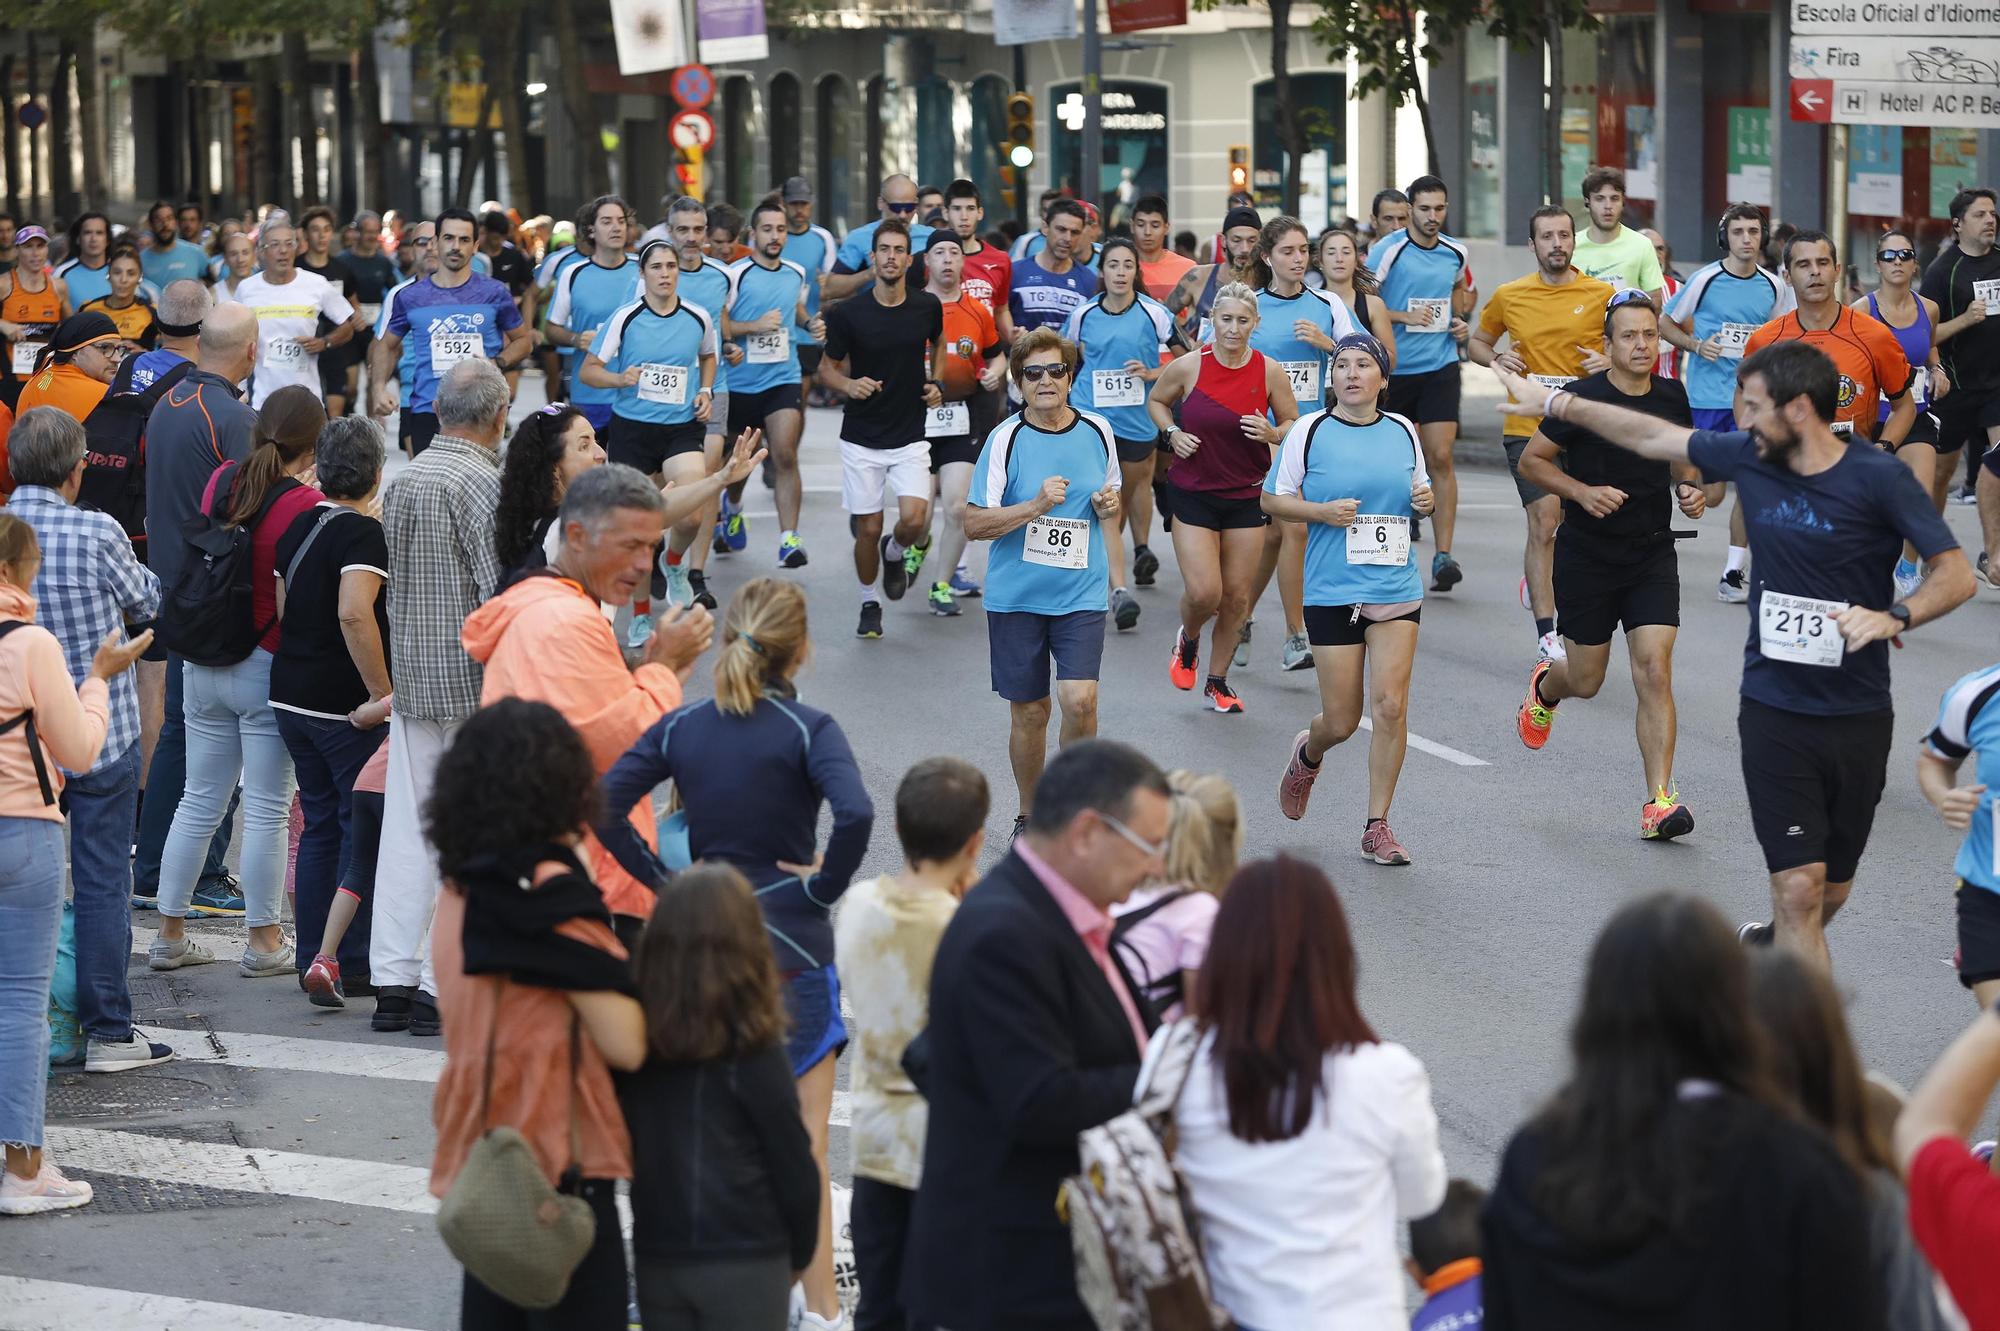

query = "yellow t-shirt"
[1479,269,1617,438]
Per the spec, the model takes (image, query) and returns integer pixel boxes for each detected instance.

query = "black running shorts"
[1553,534,1680,647]
[1737,698,1893,883]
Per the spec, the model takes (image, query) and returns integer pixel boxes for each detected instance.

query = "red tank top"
[1168,347,1271,498]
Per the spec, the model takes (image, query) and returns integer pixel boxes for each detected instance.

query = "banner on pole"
[1107,0,1184,35]
[610,0,691,76]
[993,0,1077,47]
[698,0,770,63]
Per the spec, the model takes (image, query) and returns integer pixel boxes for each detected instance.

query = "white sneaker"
[84,1028,175,1073]
[1717,569,1749,603]
[796,1311,849,1331]
[147,935,214,970]
[240,940,297,978]
[0,1162,93,1215]
[1537,631,1567,661]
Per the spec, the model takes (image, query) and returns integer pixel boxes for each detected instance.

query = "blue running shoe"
[949,567,982,597]
[188,875,246,917]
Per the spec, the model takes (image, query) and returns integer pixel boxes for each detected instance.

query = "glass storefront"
[1847,127,1982,284]
[1699,13,1773,224]
[1251,73,1347,232]
[1558,12,1657,226]
[1461,37,1500,240]
[1050,78,1171,221]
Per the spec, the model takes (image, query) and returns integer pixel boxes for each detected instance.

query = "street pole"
[1013,44,1029,233]
[1081,0,1101,214]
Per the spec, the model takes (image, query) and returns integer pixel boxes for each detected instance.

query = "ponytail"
[1163,769,1244,896]
[714,577,809,716]
[226,384,325,527]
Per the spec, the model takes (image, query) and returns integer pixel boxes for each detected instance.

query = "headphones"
[1716,204,1768,253]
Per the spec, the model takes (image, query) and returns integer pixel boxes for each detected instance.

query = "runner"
[1371,175,1474,591]
[1011,191,1103,268]
[657,198,742,580]
[297,206,363,416]
[1007,199,1097,338]
[1918,660,2000,1012]
[1660,203,1793,603]
[1923,190,2000,579]
[1167,205,1265,348]
[55,212,113,308]
[476,210,537,397]
[0,226,69,411]
[138,201,209,289]
[1491,343,1974,971]
[369,220,435,457]
[1570,169,1665,304]
[368,209,529,456]
[1367,190,1410,249]
[338,211,400,414]
[824,175,934,303]
[534,208,591,399]
[1007,189,1065,262]
[1512,293,1706,840]
[1267,333,1433,865]
[80,249,160,351]
[1645,229,1683,379]
[1855,228,1951,599]
[961,327,1121,832]
[545,194,637,435]
[1065,236,1185,624]
[940,178,1014,598]
[817,218,946,639]
[1316,226,1399,353]
[722,201,820,573]
[919,231,1004,618]
[232,220,355,409]
[1130,193,1194,303]
[1466,206,1615,659]
[1146,281,1299,713]
[779,177,837,404]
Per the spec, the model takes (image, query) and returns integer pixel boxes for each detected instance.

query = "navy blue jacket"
[598,687,872,972]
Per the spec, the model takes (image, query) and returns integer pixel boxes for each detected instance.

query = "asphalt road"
[11,370,1999,1329]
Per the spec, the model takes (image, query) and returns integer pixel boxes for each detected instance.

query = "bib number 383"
[1023,515,1091,570]
[1346,515,1411,566]
[1758,591,1848,668]
[637,363,687,405]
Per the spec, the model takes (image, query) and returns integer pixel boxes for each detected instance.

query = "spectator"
[1749,950,1949,1331]
[148,386,326,978]
[1895,1006,2000,1328]
[904,738,1168,1331]
[369,358,510,1039]
[423,699,645,1330]
[1174,854,1446,1331]
[135,300,260,916]
[0,513,151,1215]
[4,408,172,1073]
[492,404,605,574]
[1482,892,1882,1329]
[270,416,392,1005]
[16,311,121,422]
[1110,769,1241,1021]
[621,863,821,1330]
[835,755,989,1331]
[463,463,711,940]
[600,576,872,1331]
[1409,1180,1486,1331]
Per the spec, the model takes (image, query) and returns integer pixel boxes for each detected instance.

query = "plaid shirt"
[382,434,502,720]
[8,486,161,775]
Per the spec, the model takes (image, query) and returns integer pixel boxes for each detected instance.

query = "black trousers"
[459,1177,627,1331]
[853,1177,934,1331]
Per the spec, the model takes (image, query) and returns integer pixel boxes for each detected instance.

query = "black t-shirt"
[1540,371,1692,555]
[1921,244,2000,394]
[298,254,358,302]
[269,503,390,717]
[338,248,400,305]
[485,243,535,300]
[823,287,943,449]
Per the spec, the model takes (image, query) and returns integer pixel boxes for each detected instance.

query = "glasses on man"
[1093,808,1168,861]
[1019,362,1071,383]
[885,201,919,214]
[1877,248,1917,263]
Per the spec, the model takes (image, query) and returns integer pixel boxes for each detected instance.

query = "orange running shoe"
[1202,677,1244,714]
[1640,788,1695,841]
[1516,658,1556,750]
[1168,627,1199,690]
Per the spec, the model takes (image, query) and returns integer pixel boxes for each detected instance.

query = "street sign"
[1789,0,1988,35]
[1786,2,2000,126]
[671,63,714,110]
[1790,79,1833,122]
[669,108,716,151]
[16,102,43,130]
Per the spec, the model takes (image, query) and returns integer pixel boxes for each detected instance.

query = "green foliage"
[1307,0,1596,110]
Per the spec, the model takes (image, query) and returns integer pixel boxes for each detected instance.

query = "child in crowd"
[621,864,821,1331]
[833,756,990,1331]
[1110,769,1242,1021]
[302,711,390,1008]
[1408,1179,1486,1331]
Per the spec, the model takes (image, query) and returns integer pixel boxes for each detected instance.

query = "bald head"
[198,301,259,380]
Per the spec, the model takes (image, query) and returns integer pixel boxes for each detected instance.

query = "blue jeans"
[134,652,238,896]
[63,740,141,1042]
[158,651,294,928]
[0,819,64,1149]
[274,709,385,973]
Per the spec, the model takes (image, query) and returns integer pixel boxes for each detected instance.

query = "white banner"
[993,0,1078,46]
[610,0,690,75]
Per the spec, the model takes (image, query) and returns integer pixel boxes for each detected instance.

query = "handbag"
[435,988,598,1310]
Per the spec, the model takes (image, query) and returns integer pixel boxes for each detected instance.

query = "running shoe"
[1717,569,1749,603]
[1955,486,1979,506]
[1518,575,1531,611]
[626,609,654,650]
[1737,920,1775,947]
[779,530,808,569]
[148,935,214,970]
[1112,587,1141,631]
[240,940,297,978]
[1280,632,1313,672]
[687,568,717,611]
[303,954,346,1008]
[1278,729,1318,820]
[1132,543,1159,587]
[902,538,931,588]
[1517,658,1557,750]
[881,536,911,601]
[1981,551,2000,590]
[1893,557,1922,602]
[1430,552,1462,592]
[650,564,668,601]
[0,1162,93,1215]
[130,891,157,911]
[1640,789,1695,841]
[949,566,982,597]
[1232,619,1253,668]
[188,873,245,917]
[1169,628,1199,690]
[1537,631,1566,661]
[662,562,694,609]
[1202,677,1244,714]
[1361,820,1411,866]
[928,582,960,617]
[857,601,884,639]
[721,497,748,552]
[712,497,732,554]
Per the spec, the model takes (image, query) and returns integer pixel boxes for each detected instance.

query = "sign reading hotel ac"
[1788,0,2000,127]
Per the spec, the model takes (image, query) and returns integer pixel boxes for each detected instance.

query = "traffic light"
[1006,93,1035,170]
[998,163,1018,212]
[1227,145,1249,195]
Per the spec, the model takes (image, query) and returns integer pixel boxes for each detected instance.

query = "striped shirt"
[380,435,502,720]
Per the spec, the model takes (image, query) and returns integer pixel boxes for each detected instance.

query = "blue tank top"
[1866,291,1933,414]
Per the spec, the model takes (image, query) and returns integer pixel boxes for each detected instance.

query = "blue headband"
[1330,332,1389,370]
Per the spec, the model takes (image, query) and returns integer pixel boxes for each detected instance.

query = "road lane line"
[0,1278,426,1331]
[43,1126,438,1214]
[1356,717,1490,767]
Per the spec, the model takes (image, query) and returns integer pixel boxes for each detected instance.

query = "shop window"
[1252,73,1346,232]
[1050,78,1170,222]
[817,76,854,234]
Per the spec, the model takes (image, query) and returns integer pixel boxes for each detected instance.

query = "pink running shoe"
[1278,729,1318,820]
[303,953,345,1009]
[0,1161,93,1215]
[1361,820,1411,866]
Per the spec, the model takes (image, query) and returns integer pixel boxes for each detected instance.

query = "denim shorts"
[782,963,847,1077]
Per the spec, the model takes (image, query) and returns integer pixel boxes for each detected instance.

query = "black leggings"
[459,1177,627,1331]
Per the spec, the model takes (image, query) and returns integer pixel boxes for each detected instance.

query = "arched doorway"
[721,76,759,210]
[769,73,801,186]
[816,75,854,233]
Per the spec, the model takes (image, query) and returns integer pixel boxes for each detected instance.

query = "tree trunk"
[282,30,319,205]
[77,25,105,205]
[254,57,283,210]
[1397,0,1439,176]
[1270,0,1304,217]
[25,31,39,209]
[356,34,388,213]
[188,53,210,210]
[49,39,75,219]
[495,8,536,212]
[1,52,18,216]
[1543,5,1564,204]
[550,0,609,190]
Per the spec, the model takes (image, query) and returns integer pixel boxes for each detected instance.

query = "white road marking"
[1356,717,1490,767]
[0,1278,426,1331]
[43,1126,438,1214]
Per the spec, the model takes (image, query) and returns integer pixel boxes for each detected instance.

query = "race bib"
[1910,365,1932,403]
[1758,591,1847,668]
[925,401,970,436]
[9,340,43,375]
[1531,374,1574,392]
[1282,360,1320,402]
[1092,368,1145,407]
[745,328,789,363]
[429,328,480,371]
[1346,515,1411,566]
[359,302,382,327]
[1975,278,2000,315]
[1715,323,1757,356]
[1023,515,1090,570]
[1407,298,1450,333]
[1830,420,1855,437]
[266,338,305,368]
[636,363,687,406]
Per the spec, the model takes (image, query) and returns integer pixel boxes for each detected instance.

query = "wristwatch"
[1889,602,1913,629]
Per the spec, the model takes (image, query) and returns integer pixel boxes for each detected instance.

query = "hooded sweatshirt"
[0,582,109,820]
[461,570,680,920]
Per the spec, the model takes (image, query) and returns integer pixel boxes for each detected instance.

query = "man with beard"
[721,201,820,573]
[139,201,210,289]
[1167,204,1263,347]
[1491,342,1974,974]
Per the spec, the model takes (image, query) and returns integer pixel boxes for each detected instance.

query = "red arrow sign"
[1790,79,1833,123]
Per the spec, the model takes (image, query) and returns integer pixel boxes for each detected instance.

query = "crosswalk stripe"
[43,1125,438,1215]
[175,1029,447,1082]
[0,1277,425,1331]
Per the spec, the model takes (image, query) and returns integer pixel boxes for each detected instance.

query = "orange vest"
[3,274,63,383]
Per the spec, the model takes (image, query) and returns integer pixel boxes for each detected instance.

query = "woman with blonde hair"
[599,576,872,1330]
[1111,769,1244,1020]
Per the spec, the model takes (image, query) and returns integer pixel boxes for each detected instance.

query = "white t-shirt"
[236,269,355,408]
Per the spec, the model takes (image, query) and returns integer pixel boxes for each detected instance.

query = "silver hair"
[158,279,213,329]
[352,210,382,228]
[313,417,386,501]
[667,195,707,223]
[557,462,667,538]
[434,359,510,431]
[7,407,86,489]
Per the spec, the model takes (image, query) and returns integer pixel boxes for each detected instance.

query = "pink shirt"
[1016,840,1149,1053]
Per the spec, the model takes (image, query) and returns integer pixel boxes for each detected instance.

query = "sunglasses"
[1606,287,1654,309]
[1877,248,1917,263]
[539,401,570,416]
[885,201,919,214]
[1019,362,1071,382]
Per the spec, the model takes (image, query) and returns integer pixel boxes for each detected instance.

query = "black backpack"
[0,620,55,806]
[156,461,300,667]
[77,358,193,550]
[1111,891,1190,1021]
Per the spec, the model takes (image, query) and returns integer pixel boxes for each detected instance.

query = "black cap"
[1223,205,1262,234]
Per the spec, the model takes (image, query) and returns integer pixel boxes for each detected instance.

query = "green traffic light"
[1010,144,1035,169]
